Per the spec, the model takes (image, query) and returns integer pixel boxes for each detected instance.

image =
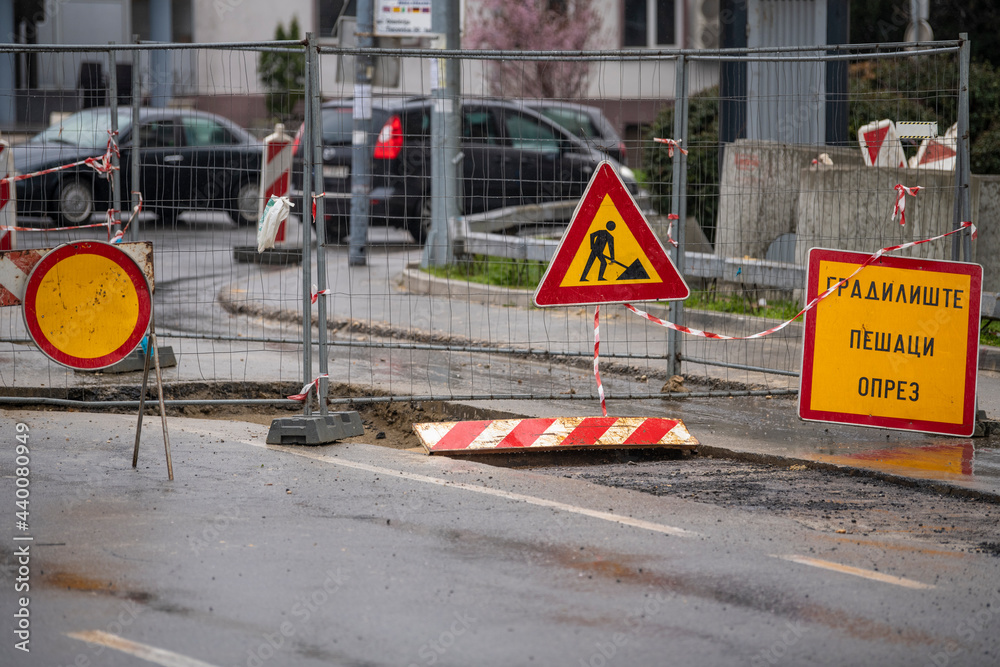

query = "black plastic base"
[77,346,177,374]
[266,412,364,445]
[233,245,303,265]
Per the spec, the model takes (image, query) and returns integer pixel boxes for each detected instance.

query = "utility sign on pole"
[375,0,433,36]
[799,248,982,436]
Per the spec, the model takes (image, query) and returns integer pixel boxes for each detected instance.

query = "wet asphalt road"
[2,409,999,667]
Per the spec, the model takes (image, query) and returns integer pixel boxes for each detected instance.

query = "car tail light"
[619,141,627,160]
[292,123,304,156]
[374,115,403,159]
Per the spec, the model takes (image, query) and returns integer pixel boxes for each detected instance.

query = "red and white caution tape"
[2,130,120,187]
[2,191,143,240]
[625,221,977,341]
[311,192,326,222]
[665,213,680,248]
[310,284,332,304]
[653,137,688,157]
[113,192,144,243]
[594,305,607,417]
[1,219,118,233]
[288,373,328,401]
[892,184,921,226]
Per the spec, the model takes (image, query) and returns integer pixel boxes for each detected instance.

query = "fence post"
[668,54,689,377]
[954,33,973,263]
[309,37,330,418]
[424,0,461,268]
[108,47,122,238]
[265,34,364,445]
[130,36,142,240]
[349,0,374,267]
[301,34,316,417]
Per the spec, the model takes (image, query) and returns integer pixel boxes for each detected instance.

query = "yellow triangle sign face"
[559,194,664,287]
[534,162,689,307]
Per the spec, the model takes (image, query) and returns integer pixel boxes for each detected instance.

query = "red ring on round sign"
[22,241,152,370]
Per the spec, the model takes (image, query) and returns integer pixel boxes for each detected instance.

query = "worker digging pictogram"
[579,221,651,282]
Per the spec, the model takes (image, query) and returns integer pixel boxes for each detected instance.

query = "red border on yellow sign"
[799,248,981,436]
[533,162,689,307]
[22,241,152,370]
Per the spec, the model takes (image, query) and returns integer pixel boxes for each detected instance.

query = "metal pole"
[423,0,461,268]
[310,37,330,417]
[302,33,316,416]
[955,33,973,263]
[130,36,141,240]
[108,48,122,237]
[348,0,374,267]
[668,55,689,377]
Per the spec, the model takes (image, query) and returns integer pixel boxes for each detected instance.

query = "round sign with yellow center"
[22,241,151,370]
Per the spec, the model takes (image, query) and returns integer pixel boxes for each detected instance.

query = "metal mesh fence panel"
[0,43,308,403]
[0,39,971,411]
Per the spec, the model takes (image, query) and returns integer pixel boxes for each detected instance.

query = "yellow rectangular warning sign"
[799,249,981,436]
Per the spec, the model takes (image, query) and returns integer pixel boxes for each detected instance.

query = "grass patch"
[981,320,1000,347]
[423,255,548,290]
[685,291,803,322]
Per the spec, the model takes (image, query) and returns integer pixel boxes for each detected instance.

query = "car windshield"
[323,106,390,144]
[537,108,598,139]
[31,108,133,149]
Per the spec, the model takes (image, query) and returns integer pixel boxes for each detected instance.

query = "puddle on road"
[808,442,1000,486]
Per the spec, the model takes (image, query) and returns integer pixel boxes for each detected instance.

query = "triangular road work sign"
[534,162,689,307]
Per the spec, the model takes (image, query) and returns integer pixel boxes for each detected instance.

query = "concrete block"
[715,140,862,260]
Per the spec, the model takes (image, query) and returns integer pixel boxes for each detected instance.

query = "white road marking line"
[66,631,220,667]
[255,442,697,537]
[773,554,935,590]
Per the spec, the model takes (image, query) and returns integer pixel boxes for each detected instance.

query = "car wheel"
[230,181,260,226]
[55,179,94,226]
[155,207,179,226]
[324,217,349,244]
[406,198,432,244]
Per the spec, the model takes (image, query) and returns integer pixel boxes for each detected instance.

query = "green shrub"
[643,87,720,244]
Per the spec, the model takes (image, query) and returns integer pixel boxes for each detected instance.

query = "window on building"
[318,0,355,38]
[623,0,677,47]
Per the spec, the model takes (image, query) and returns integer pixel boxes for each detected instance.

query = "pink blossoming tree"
[465,0,596,99]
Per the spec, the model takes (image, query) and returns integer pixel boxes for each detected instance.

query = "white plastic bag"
[256,195,293,253]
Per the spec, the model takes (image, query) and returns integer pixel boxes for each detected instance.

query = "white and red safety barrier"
[414,416,697,454]
[0,135,16,251]
[0,247,46,307]
[259,123,293,243]
[858,119,906,168]
[908,122,958,171]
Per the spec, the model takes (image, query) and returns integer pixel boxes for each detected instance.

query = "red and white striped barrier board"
[908,122,958,171]
[0,138,15,251]
[0,241,154,308]
[414,417,697,455]
[259,124,293,243]
[858,119,906,168]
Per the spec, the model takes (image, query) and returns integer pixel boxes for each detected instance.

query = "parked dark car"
[14,107,262,226]
[290,99,394,241]
[295,97,637,243]
[522,101,628,165]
